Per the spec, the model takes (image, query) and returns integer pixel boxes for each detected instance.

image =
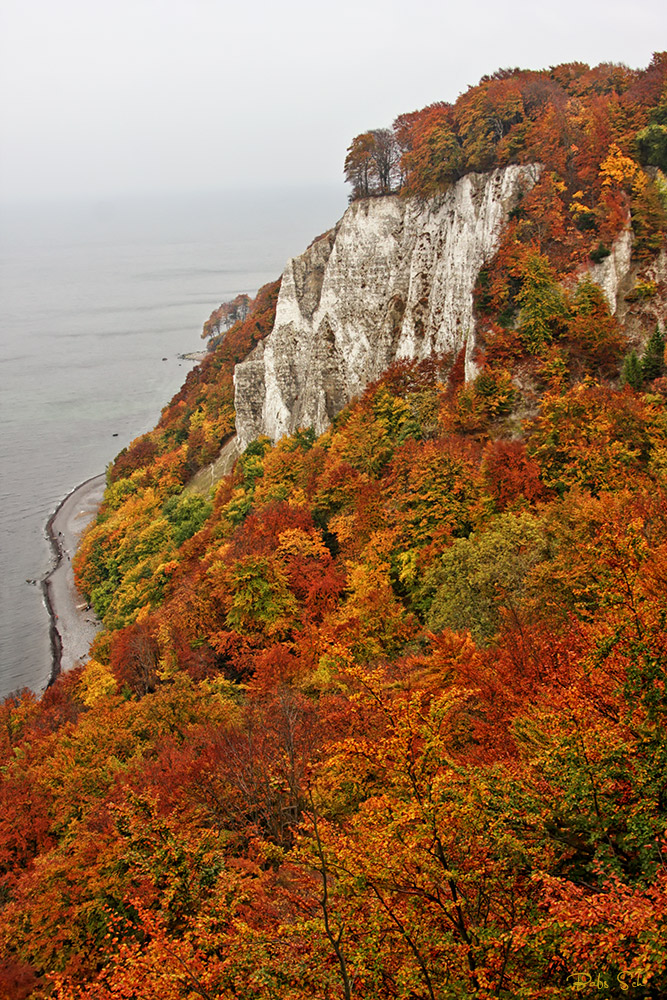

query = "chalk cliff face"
[234,165,540,448]
[589,233,667,344]
[588,229,634,316]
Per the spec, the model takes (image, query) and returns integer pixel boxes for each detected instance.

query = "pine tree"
[641,327,666,383]
[621,350,644,389]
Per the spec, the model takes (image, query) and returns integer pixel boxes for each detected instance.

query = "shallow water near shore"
[0,185,347,700]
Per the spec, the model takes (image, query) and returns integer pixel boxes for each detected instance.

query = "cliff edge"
[234,164,540,447]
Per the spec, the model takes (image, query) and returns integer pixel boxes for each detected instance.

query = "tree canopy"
[2,55,667,999]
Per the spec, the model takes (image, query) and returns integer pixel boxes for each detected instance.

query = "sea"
[0,184,348,702]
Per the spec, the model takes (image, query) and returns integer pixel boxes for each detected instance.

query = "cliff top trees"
[344,128,401,199]
[202,293,251,341]
[344,55,667,255]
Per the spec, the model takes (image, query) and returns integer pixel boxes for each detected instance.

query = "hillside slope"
[1,55,667,999]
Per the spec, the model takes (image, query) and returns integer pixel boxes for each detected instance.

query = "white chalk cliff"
[234,164,541,448]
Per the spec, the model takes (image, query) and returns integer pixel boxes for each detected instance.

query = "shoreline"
[42,473,107,687]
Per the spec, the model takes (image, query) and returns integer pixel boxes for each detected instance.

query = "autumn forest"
[1,55,667,999]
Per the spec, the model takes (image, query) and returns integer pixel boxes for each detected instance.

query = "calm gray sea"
[0,185,347,701]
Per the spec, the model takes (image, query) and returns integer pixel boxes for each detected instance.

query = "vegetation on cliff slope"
[346,54,667,263]
[1,56,667,999]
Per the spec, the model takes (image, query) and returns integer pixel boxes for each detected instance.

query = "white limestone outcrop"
[587,231,667,344]
[234,165,540,448]
[589,229,634,315]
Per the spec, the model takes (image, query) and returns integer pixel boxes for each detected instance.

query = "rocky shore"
[42,474,106,685]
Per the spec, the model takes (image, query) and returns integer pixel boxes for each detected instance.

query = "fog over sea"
[0,185,347,702]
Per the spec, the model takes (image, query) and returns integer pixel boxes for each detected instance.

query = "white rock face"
[234,164,540,448]
[586,231,667,346]
[589,229,634,314]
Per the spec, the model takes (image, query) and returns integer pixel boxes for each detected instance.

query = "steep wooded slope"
[1,56,667,1000]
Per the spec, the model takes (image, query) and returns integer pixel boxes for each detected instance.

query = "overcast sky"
[0,0,664,204]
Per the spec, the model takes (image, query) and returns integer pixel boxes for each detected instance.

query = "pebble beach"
[42,475,106,683]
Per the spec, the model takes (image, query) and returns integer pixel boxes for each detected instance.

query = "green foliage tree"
[621,328,665,388]
[515,250,569,353]
[636,123,667,171]
[162,492,212,546]
[641,326,666,382]
[426,511,548,643]
[621,349,644,388]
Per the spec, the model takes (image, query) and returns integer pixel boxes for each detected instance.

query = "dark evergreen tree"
[621,350,643,389]
[637,124,667,170]
[641,327,666,382]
